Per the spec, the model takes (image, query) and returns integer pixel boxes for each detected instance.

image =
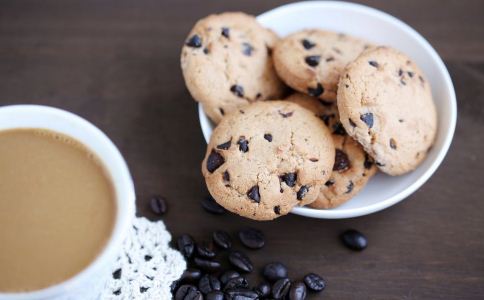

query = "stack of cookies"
[180,12,437,221]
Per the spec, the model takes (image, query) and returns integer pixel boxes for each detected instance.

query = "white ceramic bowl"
[198,1,457,219]
[0,105,135,299]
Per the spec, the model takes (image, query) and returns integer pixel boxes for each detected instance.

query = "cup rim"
[0,105,135,299]
[198,0,457,219]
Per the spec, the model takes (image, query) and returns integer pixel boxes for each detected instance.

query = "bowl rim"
[198,1,457,219]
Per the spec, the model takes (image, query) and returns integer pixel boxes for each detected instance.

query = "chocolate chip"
[309,158,319,162]
[201,196,226,214]
[364,154,374,169]
[301,39,315,49]
[203,48,210,54]
[305,55,321,67]
[217,140,231,150]
[186,35,202,48]
[279,111,294,118]
[398,69,403,76]
[333,149,350,171]
[419,75,425,84]
[307,83,324,97]
[332,47,342,54]
[280,172,297,187]
[296,186,309,200]
[237,136,249,152]
[230,85,244,97]
[242,42,253,56]
[368,60,379,67]
[399,118,404,123]
[207,149,225,173]
[247,185,260,202]
[345,84,349,88]
[318,99,333,106]
[149,195,167,216]
[400,79,406,85]
[376,161,385,167]
[349,118,357,127]
[326,56,335,62]
[221,27,230,39]
[219,107,224,115]
[345,181,354,194]
[266,46,273,56]
[360,113,374,128]
[390,138,397,150]
[274,206,281,215]
[325,179,335,187]
[223,171,230,186]
[264,133,273,142]
[407,71,414,77]
[332,122,347,136]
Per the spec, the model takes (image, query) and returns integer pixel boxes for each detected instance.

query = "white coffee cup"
[0,105,135,300]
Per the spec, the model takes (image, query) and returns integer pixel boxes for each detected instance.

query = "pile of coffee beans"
[171,228,326,300]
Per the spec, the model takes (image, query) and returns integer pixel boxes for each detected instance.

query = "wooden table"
[1,1,483,299]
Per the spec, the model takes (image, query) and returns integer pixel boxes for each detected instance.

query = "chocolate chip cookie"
[286,93,377,209]
[181,12,286,124]
[337,46,437,175]
[273,29,370,103]
[202,101,335,220]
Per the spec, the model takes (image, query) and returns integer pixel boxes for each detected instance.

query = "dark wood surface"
[1,1,484,299]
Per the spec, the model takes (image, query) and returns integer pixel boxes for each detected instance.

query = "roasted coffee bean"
[180,268,202,283]
[360,113,374,128]
[303,273,326,292]
[307,83,324,97]
[264,133,273,142]
[221,27,230,39]
[254,282,271,297]
[207,150,225,173]
[213,230,232,249]
[280,173,297,187]
[194,257,222,272]
[262,262,288,282]
[171,280,180,294]
[223,276,249,291]
[225,288,259,300]
[296,186,309,200]
[305,55,321,67]
[201,196,226,215]
[175,284,203,300]
[196,242,216,258]
[207,291,224,300]
[368,60,379,68]
[228,250,253,273]
[289,282,307,300]
[333,149,350,172]
[341,229,368,251]
[238,228,265,249]
[237,137,249,152]
[149,195,167,215]
[247,185,260,203]
[177,234,195,258]
[220,270,241,285]
[186,35,202,48]
[301,39,316,50]
[272,278,291,299]
[199,274,221,294]
[230,85,244,97]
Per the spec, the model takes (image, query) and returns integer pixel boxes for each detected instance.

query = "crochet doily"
[102,217,186,300]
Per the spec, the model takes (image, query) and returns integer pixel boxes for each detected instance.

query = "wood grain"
[1,1,483,299]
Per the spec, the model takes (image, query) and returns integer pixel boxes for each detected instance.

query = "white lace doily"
[102,217,186,300]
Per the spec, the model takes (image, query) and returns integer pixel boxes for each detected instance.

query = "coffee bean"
[305,55,321,67]
[341,229,368,251]
[223,276,248,291]
[228,250,253,273]
[368,60,379,68]
[149,195,167,215]
[296,186,309,200]
[201,196,226,215]
[289,282,307,300]
[207,149,225,173]
[206,291,224,300]
[254,282,271,297]
[238,228,265,249]
[262,262,288,282]
[180,268,202,284]
[199,274,221,294]
[237,136,249,152]
[175,284,203,300]
[196,242,216,258]
[225,288,259,300]
[242,42,254,56]
[303,273,326,292]
[220,270,240,285]
[272,278,291,299]
[264,133,273,142]
[221,27,230,39]
[213,230,232,249]
[247,185,260,203]
[333,149,350,172]
[171,280,180,294]
[186,35,202,48]
[177,234,195,258]
[360,113,374,128]
[301,39,316,50]
[230,85,244,97]
[217,140,231,150]
[307,83,324,97]
[280,173,297,187]
[194,257,222,272]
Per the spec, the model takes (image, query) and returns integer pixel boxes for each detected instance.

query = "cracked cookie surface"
[202,101,334,220]
[273,29,371,103]
[181,12,286,124]
[337,46,438,175]
[286,93,377,209]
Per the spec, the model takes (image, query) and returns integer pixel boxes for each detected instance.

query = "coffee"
[0,128,116,292]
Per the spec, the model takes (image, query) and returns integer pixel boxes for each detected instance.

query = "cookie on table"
[337,46,437,176]
[286,93,377,209]
[202,101,335,220]
[273,29,371,103]
[181,12,286,124]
